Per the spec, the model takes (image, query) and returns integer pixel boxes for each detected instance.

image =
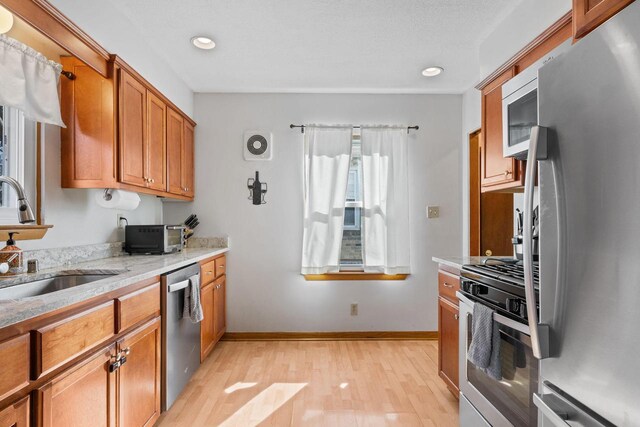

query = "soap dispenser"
[0,232,23,274]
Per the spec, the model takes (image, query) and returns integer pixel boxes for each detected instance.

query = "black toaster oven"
[124,225,185,254]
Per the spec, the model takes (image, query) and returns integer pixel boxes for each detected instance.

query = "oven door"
[165,226,185,252]
[459,294,539,427]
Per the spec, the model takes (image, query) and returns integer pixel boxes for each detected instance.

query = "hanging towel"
[467,303,494,369]
[183,274,203,323]
[482,321,502,381]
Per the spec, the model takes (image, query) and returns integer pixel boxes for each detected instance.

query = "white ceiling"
[106,0,520,94]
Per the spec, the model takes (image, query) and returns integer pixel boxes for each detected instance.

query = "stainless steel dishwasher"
[161,263,201,411]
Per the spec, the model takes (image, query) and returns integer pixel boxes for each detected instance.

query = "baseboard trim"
[221,331,438,341]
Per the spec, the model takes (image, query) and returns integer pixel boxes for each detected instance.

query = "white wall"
[163,93,462,332]
[479,0,572,80]
[21,124,162,251]
[49,0,194,117]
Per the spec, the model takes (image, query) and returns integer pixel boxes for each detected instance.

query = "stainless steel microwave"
[124,225,185,254]
[502,39,571,159]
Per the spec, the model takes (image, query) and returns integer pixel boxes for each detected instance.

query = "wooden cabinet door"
[117,317,161,427]
[119,70,147,187]
[182,121,195,198]
[60,57,116,189]
[214,278,226,343]
[573,0,634,39]
[145,91,167,191]
[438,297,459,396]
[481,67,523,191]
[200,282,215,362]
[0,396,30,427]
[38,345,116,427]
[166,107,184,195]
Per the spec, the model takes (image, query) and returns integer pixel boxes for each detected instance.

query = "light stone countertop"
[431,256,490,270]
[0,247,228,329]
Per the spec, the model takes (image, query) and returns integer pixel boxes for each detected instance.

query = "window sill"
[304,272,409,281]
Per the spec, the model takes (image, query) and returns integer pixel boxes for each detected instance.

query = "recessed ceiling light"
[191,36,215,50]
[0,5,14,34]
[422,66,444,77]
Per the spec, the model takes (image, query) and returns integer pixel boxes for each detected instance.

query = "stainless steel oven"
[502,39,571,159]
[459,292,539,427]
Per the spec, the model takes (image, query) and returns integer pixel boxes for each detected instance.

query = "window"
[0,105,37,224]
[340,137,363,270]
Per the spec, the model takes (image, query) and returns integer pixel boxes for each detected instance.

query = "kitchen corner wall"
[163,93,462,332]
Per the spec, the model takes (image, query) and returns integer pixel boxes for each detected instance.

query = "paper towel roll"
[95,189,141,211]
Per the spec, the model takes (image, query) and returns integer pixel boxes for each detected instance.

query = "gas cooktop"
[462,259,539,288]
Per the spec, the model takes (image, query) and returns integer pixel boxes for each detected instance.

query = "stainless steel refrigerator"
[533,2,640,425]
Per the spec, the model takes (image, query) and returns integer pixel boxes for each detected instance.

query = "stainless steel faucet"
[0,176,36,223]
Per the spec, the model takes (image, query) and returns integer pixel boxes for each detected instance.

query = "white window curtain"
[0,34,65,127]
[301,126,353,274]
[361,126,411,274]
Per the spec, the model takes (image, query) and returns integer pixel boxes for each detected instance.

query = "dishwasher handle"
[168,279,190,293]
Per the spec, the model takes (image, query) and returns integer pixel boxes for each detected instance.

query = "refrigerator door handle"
[524,125,549,359]
[533,394,570,427]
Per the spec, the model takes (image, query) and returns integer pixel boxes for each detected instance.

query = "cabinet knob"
[122,347,131,356]
[150,178,155,183]
[504,169,512,176]
[485,250,492,256]
[454,314,459,320]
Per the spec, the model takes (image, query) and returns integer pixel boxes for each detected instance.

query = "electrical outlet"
[350,303,358,316]
[427,206,440,219]
[117,214,126,229]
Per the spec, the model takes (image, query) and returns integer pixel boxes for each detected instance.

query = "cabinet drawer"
[215,255,226,278]
[200,259,216,286]
[116,282,160,332]
[34,301,115,378]
[438,271,460,303]
[0,334,29,401]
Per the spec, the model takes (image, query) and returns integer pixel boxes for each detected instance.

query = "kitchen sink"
[0,273,118,300]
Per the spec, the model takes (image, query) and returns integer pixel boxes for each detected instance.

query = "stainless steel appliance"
[459,262,540,426]
[161,263,201,410]
[124,224,185,255]
[501,40,570,159]
[530,2,640,425]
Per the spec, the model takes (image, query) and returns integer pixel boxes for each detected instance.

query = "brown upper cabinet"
[573,0,635,39]
[60,57,117,189]
[119,69,147,188]
[477,12,572,193]
[60,55,195,201]
[480,67,524,192]
[167,108,195,197]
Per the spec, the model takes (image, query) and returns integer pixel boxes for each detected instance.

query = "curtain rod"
[61,70,76,80]
[289,124,419,134]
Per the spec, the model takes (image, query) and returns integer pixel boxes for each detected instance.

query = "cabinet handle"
[206,271,213,275]
[443,282,454,288]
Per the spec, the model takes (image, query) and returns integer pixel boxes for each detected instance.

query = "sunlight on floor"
[224,382,258,394]
[218,383,307,427]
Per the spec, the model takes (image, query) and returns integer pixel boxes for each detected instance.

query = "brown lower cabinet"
[200,254,227,362]
[37,317,160,427]
[437,269,460,397]
[0,396,30,427]
[0,278,161,427]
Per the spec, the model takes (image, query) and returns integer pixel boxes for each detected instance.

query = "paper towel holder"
[102,189,113,202]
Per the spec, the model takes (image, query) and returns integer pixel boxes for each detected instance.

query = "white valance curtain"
[0,34,65,127]
[361,127,411,274]
[301,126,353,274]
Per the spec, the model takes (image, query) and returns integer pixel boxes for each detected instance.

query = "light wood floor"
[157,340,459,427]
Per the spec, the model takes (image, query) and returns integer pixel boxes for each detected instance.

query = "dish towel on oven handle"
[183,274,204,323]
[467,303,502,380]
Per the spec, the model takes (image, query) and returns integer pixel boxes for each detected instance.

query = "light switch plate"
[427,206,440,219]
